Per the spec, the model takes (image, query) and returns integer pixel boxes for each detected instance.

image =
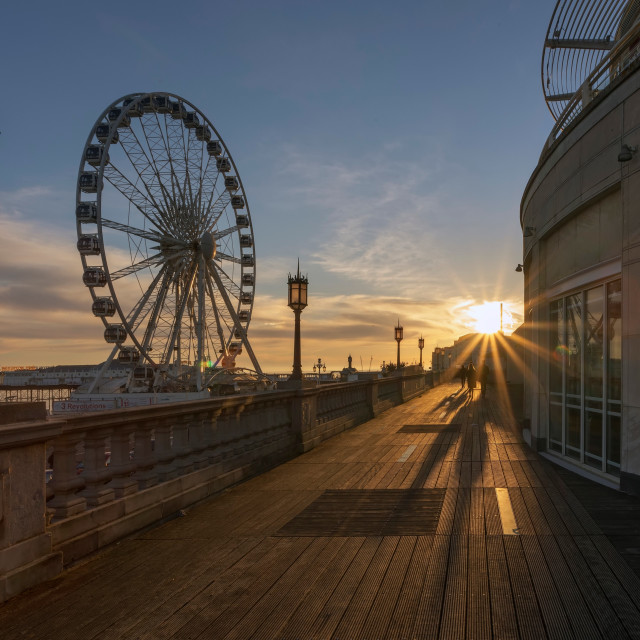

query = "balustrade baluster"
[203,409,222,467]
[154,417,177,481]
[47,433,87,519]
[188,412,208,469]
[134,420,158,489]
[172,415,194,476]
[106,425,138,498]
[79,429,114,507]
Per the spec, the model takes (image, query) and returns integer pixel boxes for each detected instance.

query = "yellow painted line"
[495,488,520,535]
[397,445,417,463]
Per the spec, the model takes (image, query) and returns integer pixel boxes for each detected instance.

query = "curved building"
[522,0,640,493]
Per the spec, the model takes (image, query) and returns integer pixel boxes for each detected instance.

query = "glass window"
[585,287,604,399]
[585,409,603,468]
[548,279,620,475]
[565,294,582,399]
[607,281,622,403]
[607,414,621,475]
[549,299,564,395]
[549,403,563,452]
[565,406,581,459]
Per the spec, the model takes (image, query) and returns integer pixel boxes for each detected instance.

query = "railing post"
[47,433,87,520]
[106,425,138,498]
[154,417,177,482]
[188,412,208,470]
[172,415,194,476]
[134,419,158,489]
[292,390,317,453]
[368,378,381,417]
[203,408,223,467]
[78,429,114,507]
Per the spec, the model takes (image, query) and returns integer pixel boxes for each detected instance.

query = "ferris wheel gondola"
[76,92,261,393]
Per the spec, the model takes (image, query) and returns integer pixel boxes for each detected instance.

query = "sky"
[0,0,556,373]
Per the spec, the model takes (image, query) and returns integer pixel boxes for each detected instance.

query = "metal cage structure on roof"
[542,0,640,119]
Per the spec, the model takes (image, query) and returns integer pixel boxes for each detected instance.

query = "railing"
[544,20,640,153]
[0,372,428,602]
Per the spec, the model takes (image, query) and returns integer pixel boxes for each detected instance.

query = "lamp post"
[313,357,326,384]
[395,320,403,369]
[287,262,308,383]
[418,336,425,369]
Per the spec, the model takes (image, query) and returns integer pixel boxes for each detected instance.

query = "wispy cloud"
[277,147,452,297]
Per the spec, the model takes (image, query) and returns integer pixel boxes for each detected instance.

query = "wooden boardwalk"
[2,382,640,639]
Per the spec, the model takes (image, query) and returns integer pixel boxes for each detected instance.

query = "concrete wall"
[521,62,640,494]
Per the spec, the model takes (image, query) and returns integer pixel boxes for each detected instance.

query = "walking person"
[466,361,477,395]
[458,363,467,389]
[479,361,490,398]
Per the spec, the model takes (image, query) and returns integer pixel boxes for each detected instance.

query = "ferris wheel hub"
[199,231,216,260]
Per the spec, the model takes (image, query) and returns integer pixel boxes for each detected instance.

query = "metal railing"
[544,18,640,153]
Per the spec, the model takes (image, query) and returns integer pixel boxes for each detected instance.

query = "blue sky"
[0,0,555,371]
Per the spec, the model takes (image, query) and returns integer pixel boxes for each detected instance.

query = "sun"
[468,301,503,334]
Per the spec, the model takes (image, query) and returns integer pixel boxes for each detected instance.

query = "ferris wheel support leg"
[208,261,263,374]
[87,344,120,394]
[195,256,206,392]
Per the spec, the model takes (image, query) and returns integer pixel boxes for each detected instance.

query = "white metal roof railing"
[542,0,640,119]
[543,16,640,153]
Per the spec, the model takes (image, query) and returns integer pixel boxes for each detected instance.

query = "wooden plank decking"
[2,382,640,639]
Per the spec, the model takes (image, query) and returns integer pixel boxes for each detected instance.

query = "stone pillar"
[203,409,222,467]
[172,416,194,477]
[154,417,177,482]
[0,423,63,603]
[187,412,208,470]
[292,391,318,453]
[106,426,138,498]
[78,429,114,507]
[47,433,87,519]
[133,420,158,490]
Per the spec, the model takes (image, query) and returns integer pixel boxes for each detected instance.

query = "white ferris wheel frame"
[76,91,261,393]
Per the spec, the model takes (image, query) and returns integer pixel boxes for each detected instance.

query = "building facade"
[521,1,640,493]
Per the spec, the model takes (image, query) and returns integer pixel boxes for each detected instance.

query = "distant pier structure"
[0,364,132,413]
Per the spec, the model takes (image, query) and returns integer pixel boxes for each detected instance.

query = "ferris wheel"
[76,92,261,393]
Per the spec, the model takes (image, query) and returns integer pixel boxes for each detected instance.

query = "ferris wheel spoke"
[116,128,174,217]
[207,260,262,374]
[195,153,224,236]
[201,190,231,235]
[209,262,241,298]
[214,252,241,265]
[212,225,240,242]
[139,267,174,356]
[117,125,179,233]
[127,263,170,328]
[101,218,171,244]
[184,130,205,223]
[163,114,189,207]
[204,268,227,361]
[102,164,170,236]
[140,113,186,231]
[110,252,172,281]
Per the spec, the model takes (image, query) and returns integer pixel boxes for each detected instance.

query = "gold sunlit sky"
[0,1,555,373]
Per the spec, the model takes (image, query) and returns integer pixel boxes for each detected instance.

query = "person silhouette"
[466,361,477,394]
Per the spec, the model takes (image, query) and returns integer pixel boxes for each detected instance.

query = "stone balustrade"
[0,372,427,602]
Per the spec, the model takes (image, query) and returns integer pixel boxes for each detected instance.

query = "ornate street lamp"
[395,320,403,369]
[418,336,425,369]
[287,261,308,382]
[313,357,326,384]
